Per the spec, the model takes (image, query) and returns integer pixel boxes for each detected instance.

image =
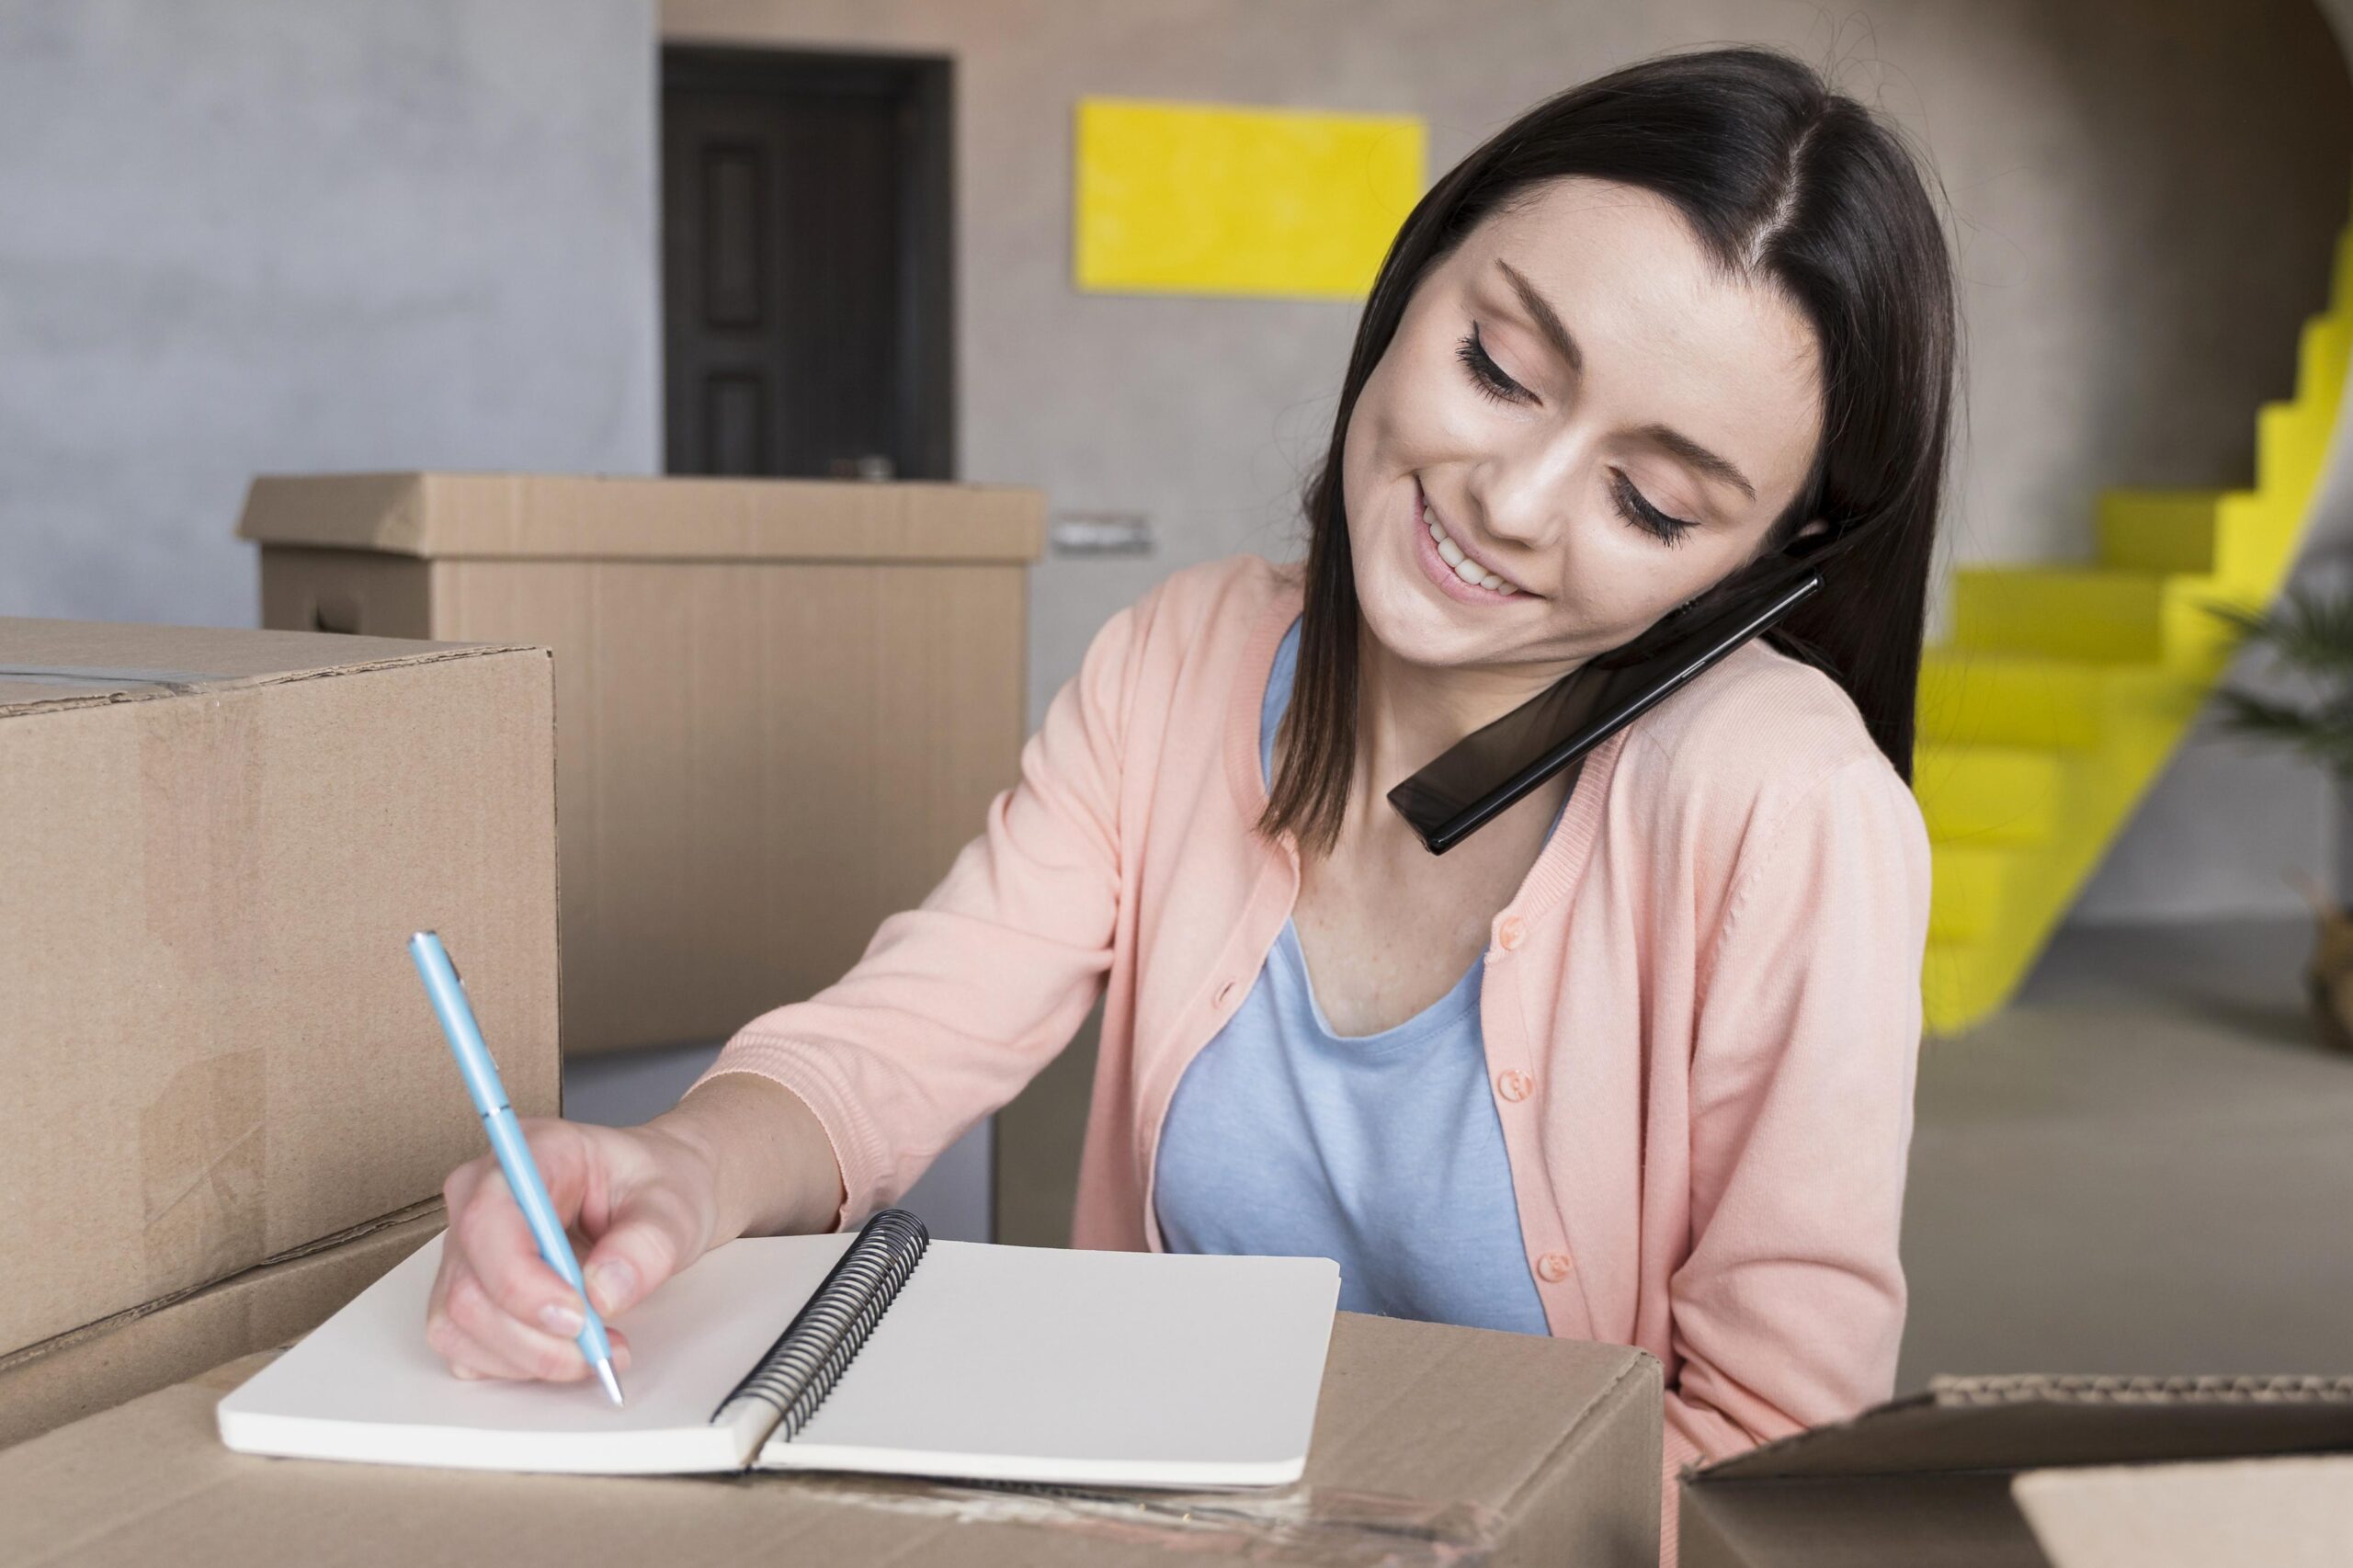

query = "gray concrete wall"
[0,0,662,630]
[664,0,2353,925]
[5,3,2347,922]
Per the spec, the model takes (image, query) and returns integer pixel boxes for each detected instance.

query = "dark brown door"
[662,48,953,479]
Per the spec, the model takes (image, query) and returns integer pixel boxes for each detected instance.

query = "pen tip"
[597,1359,626,1408]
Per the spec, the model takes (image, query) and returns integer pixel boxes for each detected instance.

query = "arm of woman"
[677,578,1163,1233]
[1662,755,1932,1540]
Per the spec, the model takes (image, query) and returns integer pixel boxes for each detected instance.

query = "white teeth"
[1423,496,1519,596]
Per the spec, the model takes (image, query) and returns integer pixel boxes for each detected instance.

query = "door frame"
[660,45,956,480]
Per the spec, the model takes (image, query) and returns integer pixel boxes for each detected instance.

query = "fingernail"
[539,1301,585,1335]
[454,1365,482,1381]
[589,1260,636,1314]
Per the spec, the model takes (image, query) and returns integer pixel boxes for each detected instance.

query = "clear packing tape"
[762,1473,1505,1566]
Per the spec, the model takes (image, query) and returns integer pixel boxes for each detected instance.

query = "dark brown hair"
[1261,45,1958,855]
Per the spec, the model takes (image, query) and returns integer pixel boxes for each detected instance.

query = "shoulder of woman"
[1144,551,1300,628]
[1617,636,1917,840]
[1107,551,1302,675]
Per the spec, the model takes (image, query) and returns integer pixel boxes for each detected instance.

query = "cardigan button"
[1495,1068,1533,1103]
[1536,1252,1574,1283]
[1495,915,1525,951]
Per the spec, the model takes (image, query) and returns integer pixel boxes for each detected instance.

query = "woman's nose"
[1468,430,1587,549]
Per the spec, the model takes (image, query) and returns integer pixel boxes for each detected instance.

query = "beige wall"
[665,0,2353,920]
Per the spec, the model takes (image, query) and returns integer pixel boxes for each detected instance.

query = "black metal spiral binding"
[710,1207,931,1442]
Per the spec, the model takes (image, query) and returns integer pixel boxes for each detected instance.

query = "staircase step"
[1917,648,2192,751]
[2097,490,2226,574]
[2211,490,2304,591]
[2098,489,2302,591]
[2296,312,2351,409]
[1915,744,2071,845]
[2256,399,2333,503]
[1924,937,2006,1037]
[1950,566,2246,668]
[1928,843,2021,943]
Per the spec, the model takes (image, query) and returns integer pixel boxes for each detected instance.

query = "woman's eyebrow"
[1637,424,1756,502]
[1494,258,1757,503]
[1495,259,1583,373]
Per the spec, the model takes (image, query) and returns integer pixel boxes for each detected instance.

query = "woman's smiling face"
[1343,176,1827,676]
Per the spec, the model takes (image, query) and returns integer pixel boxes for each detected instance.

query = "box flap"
[236,472,1047,562]
[2014,1454,2353,1568]
[0,616,517,716]
[1678,1471,2047,1568]
[1689,1375,2353,1485]
[1294,1312,1655,1523]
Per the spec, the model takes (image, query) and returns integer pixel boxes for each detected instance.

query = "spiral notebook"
[216,1210,1342,1487]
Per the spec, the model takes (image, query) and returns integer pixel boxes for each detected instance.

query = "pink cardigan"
[695,553,1929,1559]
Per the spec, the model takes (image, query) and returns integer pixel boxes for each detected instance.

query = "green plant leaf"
[2208,584,2353,674]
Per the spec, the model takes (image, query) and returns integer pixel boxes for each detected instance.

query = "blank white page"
[763,1240,1341,1487]
[217,1230,858,1473]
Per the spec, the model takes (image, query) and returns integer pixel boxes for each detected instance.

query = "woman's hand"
[424,1074,845,1384]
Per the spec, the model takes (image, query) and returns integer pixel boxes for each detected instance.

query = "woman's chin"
[1354,569,1486,664]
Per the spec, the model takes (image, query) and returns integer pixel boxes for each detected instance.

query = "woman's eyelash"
[1455,325,1691,546]
[1610,471,1695,546]
[1455,325,1530,404]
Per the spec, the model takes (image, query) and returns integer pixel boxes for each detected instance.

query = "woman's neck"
[1343,627,1584,839]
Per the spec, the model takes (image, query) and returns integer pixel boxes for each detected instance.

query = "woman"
[427,45,1949,1556]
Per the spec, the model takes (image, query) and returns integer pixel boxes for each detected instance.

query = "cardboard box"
[1679,1373,2353,1568]
[0,619,557,1358]
[239,472,1044,1055]
[2014,1452,2353,1567]
[0,1203,442,1450]
[0,1311,1662,1567]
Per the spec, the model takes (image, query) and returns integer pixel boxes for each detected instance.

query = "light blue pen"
[409,930,625,1406]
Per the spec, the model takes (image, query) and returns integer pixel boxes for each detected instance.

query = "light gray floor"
[1897,916,2353,1389]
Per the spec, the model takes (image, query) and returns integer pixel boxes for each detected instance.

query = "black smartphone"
[1386,556,1824,854]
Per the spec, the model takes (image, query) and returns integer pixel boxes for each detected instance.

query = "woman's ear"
[1792,517,1831,541]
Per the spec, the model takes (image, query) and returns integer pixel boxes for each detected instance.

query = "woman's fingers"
[442,1266,591,1381]
[456,1166,598,1336]
[425,1260,534,1381]
[578,1179,706,1318]
[424,1118,714,1384]
[430,1127,604,1371]
[426,1256,635,1383]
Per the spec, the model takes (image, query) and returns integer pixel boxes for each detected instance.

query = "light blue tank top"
[1152,618,1553,1334]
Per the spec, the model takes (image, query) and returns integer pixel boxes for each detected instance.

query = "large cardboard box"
[1679,1372,2353,1567]
[0,1203,442,1450]
[239,472,1045,1055]
[0,1312,1662,1567]
[0,619,558,1359]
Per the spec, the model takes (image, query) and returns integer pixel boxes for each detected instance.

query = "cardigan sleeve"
[1664,753,1931,1522]
[685,582,1157,1230]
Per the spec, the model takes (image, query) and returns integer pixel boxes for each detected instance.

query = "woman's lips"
[1413,481,1524,606]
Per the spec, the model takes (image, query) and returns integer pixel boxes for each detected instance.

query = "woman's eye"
[1609,471,1696,547]
[1455,324,1532,404]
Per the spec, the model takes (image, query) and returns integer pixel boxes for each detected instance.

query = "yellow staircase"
[1915,226,2353,1035]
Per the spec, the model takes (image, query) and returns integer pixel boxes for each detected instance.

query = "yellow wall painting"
[1074,97,1427,300]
